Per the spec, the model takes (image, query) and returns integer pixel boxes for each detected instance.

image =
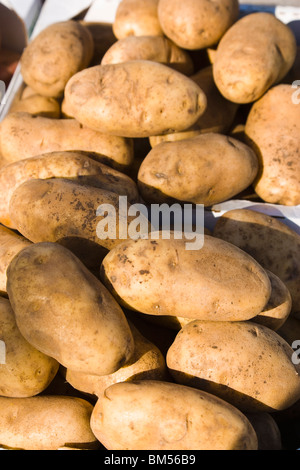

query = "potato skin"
[91,380,258,450]
[213,13,297,103]
[167,320,300,413]
[245,84,300,206]
[101,236,271,322]
[0,151,139,230]
[0,396,98,450]
[0,113,134,170]
[158,0,239,50]
[0,297,59,398]
[64,61,207,138]
[138,133,258,206]
[21,21,94,98]
[6,242,135,377]
[213,209,300,317]
[9,94,61,118]
[113,0,163,39]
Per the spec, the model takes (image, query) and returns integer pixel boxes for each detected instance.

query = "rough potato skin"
[245,85,300,206]
[213,209,300,317]
[21,21,94,98]
[101,236,271,322]
[91,380,258,450]
[213,13,297,103]
[64,61,207,138]
[113,0,163,39]
[167,320,300,413]
[6,242,135,377]
[0,396,98,450]
[158,0,239,50]
[138,133,258,206]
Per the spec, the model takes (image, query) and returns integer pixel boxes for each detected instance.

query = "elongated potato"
[6,242,135,376]
[213,13,297,103]
[138,133,258,206]
[0,396,98,450]
[0,113,134,170]
[65,321,166,397]
[64,61,207,138]
[91,380,258,450]
[101,236,271,322]
[0,151,139,229]
[21,21,94,98]
[167,320,300,412]
[213,209,300,317]
[113,0,163,39]
[158,0,239,50]
[0,297,59,398]
[101,35,194,76]
[245,84,300,206]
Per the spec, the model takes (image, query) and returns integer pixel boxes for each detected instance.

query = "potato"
[0,396,98,450]
[21,21,94,98]
[245,84,300,206]
[0,225,32,294]
[0,112,134,170]
[65,321,167,397]
[246,413,282,451]
[0,297,59,398]
[138,133,258,206]
[113,0,163,39]
[101,236,271,322]
[101,36,194,76]
[213,209,300,317]
[6,242,135,377]
[0,151,140,230]
[9,94,61,118]
[64,61,207,138]
[167,320,300,412]
[158,0,239,50]
[213,13,297,103]
[91,380,258,450]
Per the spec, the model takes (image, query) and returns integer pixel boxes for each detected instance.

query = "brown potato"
[9,94,61,118]
[213,209,300,317]
[64,61,207,138]
[21,21,94,98]
[158,0,239,50]
[113,0,163,39]
[6,242,135,377]
[101,236,271,322]
[0,113,134,170]
[0,396,98,450]
[138,133,258,206]
[167,320,300,412]
[0,297,59,398]
[91,380,258,450]
[213,13,297,103]
[0,151,140,230]
[245,84,300,206]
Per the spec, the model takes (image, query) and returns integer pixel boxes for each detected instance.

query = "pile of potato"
[0,0,299,451]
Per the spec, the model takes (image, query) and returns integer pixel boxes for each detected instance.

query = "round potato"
[0,112,134,170]
[245,84,300,206]
[21,21,94,98]
[91,380,258,450]
[213,13,297,103]
[113,0,163,39]
[138,133,258,206]
[0,297,59,398]
[158,0,239,50]
[101,35,194,76]
[0,396,98,450]
[213,209,300,317]
[0,151,139,230]
[101,236,271,322]
[167,320,300,412]
[64,61,207,138]
[6,242,135,377]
